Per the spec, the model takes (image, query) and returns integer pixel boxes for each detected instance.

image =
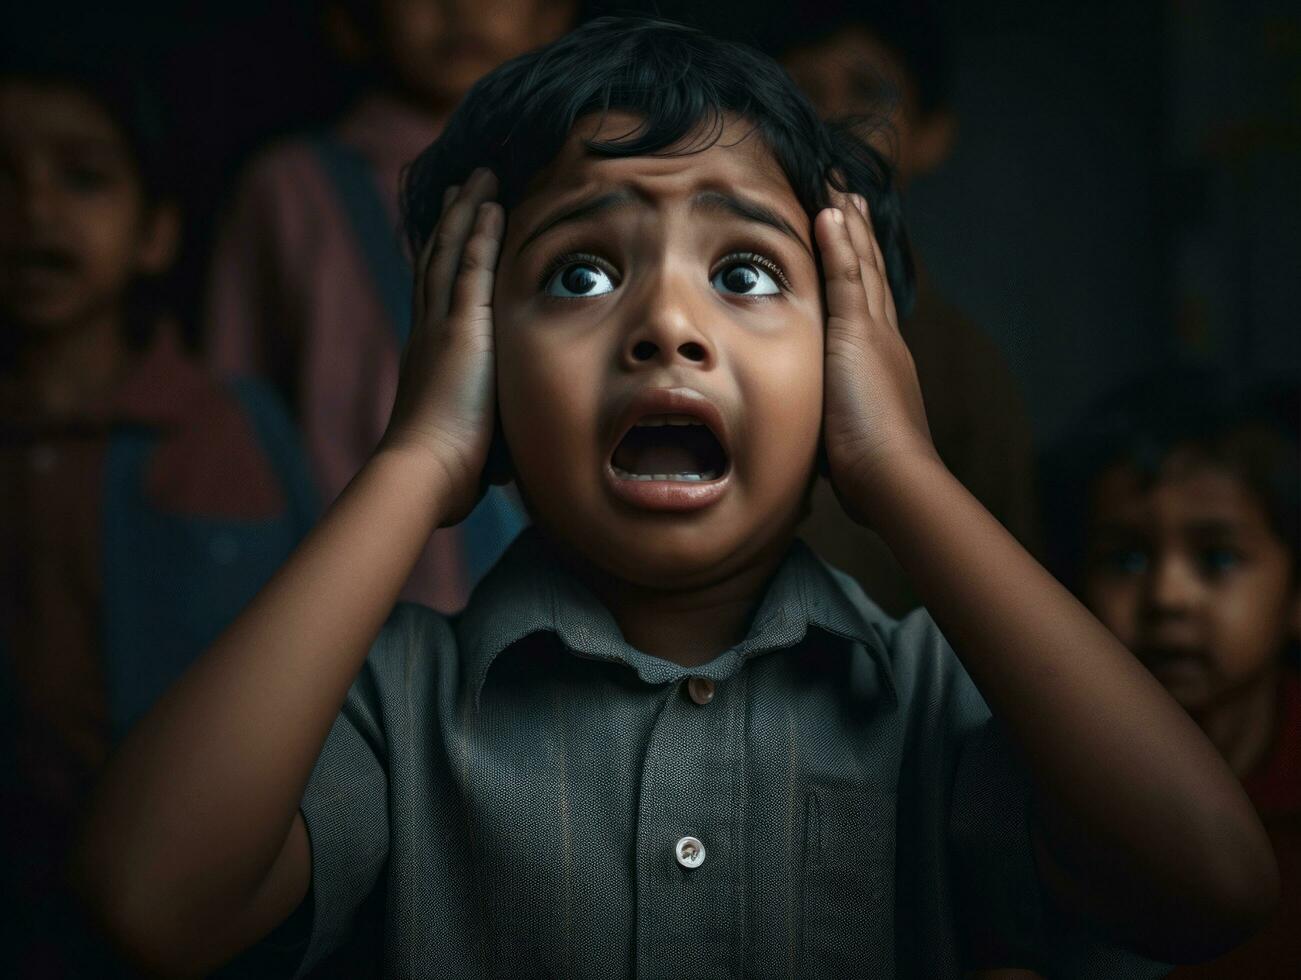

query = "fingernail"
[831,208,844,225]
[854,195,867,216]
[443,185,459,207]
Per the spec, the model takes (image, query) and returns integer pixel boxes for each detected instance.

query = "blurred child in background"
[777,0,1039,616]
[1045,372,1300,978]
[0,53,318,976]
[204,0,576,613]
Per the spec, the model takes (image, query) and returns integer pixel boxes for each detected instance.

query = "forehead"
[0,81,125,152]
[1090,455,1271,531]
[507,111,807,233]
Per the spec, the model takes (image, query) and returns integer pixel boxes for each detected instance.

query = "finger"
[447,201,504,336]
[814,206,871,341]
[426,168,499,323]
[837,192,884,323]
[413,184,460,325]
[852,194,900,332]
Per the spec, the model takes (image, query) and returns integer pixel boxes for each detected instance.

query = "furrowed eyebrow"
[691,190,812,257]
[515,190,638,256]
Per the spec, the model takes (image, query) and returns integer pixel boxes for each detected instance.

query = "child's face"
[492,113,826,590]
[782,26,954,184]
[0,82,173,335]
[372,0,573,111]
[1082,453,1300,712]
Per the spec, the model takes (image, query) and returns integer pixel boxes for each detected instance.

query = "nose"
[620,268,715,371]
[1145,554,1200,614]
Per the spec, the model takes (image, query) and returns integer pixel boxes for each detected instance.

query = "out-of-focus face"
[782,26,953,183]
[492,113,826,590]
[0,82,171,335]
[374,0,574,111]
[1082,454,1299,713]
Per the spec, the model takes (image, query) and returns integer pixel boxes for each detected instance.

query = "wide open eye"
[710,254,784,296]
[544,258,617,298]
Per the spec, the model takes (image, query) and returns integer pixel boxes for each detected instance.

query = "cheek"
[496,323,600,492]
[737,323,824,480]
[80,198,145,276]
[1206,580,1294,674]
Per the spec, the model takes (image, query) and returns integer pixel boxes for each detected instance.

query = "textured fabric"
[0,329,316,977]
[1169,666,1301,979]
[272,530,1166,979]
[203,94,486,613]
[800,276,1039,618]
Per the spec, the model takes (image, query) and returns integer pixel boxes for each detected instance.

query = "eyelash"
[537,249,792,294]
[714,251,793,291]
[537,251,619,293]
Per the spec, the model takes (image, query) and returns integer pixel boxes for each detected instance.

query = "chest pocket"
[802,785,897,979]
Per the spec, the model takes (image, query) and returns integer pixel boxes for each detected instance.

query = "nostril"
[679,342,706,362]
[632,341,657,361]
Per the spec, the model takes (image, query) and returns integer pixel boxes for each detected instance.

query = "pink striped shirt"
[205,94,470,611]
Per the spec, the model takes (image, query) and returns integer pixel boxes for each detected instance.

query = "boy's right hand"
[381,168,504,524]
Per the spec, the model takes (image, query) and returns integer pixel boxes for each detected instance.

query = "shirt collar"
[457,528,896,708]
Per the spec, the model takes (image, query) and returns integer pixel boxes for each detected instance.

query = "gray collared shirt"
[271,529,1164,979]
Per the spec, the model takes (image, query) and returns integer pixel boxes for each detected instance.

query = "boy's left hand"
[817,190,939,525]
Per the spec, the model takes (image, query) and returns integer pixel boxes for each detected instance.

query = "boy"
[204,0,575,613]
[78,19,1274,978]
[773,0,1040,617]
[0,56,317,975]
[1045,373,1300,978]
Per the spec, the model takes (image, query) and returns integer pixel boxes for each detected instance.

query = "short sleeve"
[280,657,392,976]
[949,721,1171,979]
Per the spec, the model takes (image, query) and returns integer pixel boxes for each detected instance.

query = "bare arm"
[73,171,505,976]
[817,195,1277,963]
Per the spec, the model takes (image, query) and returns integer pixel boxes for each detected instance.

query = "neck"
[11,309,131,417]
[566,535,794,667]
[1192,665,1282,778]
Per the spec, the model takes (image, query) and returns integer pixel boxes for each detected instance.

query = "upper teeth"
[634,415,703,427]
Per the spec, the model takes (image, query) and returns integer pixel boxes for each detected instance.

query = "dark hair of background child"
[1041,368,1301,596]
[763,0,954,115]
[400,15,916,316]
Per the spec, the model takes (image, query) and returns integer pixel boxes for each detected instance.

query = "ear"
[322,1,370,66]
[136,202,180,276]
[909,109,957,176]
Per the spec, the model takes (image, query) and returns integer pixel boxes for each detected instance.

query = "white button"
[675,835,705,869]
[686,676,715,705]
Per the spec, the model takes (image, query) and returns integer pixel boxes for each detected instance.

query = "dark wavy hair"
[401,15,914,315]
[1042,369,1301,592]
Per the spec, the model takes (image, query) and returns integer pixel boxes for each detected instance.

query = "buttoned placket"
[634,669,746,979]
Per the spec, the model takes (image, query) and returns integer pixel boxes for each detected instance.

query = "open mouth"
[610,414,729,482]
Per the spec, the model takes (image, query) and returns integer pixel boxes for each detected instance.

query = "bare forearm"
[74,447,448,949]
[858,454,1277,955]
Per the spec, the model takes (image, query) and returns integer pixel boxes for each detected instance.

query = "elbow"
[68,830,208,979]
[1141,818,1280,964]
[1194,832,1280,957]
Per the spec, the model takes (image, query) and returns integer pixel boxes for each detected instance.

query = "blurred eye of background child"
[0,54,318,977]
[203,0,577,616]
[765,0,1040,618]
[1045,373,1301,979]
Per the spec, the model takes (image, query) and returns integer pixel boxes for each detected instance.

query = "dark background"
[6,0,1299,444]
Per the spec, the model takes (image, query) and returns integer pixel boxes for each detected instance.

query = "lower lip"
[604,466,731,511]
